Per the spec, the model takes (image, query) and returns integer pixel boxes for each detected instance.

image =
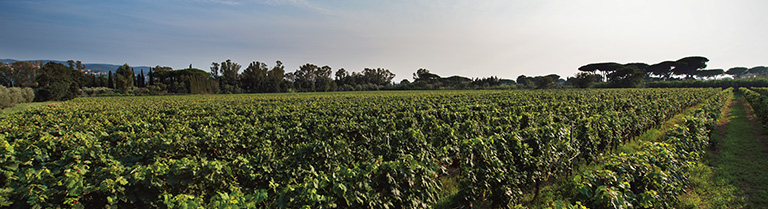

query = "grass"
[679,94,745,208]
[0,101,56,115]
[702,94,768,208]
[433,174,461,208]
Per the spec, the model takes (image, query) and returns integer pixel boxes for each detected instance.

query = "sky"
[1,0,767,81]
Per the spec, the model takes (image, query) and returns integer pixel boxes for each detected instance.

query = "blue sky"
[1,0,767,81]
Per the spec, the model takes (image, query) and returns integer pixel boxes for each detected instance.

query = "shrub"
[0,86,35,109]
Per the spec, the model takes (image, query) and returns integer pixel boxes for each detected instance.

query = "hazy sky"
[1,0,766,81]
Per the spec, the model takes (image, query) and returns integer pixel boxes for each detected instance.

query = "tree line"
[572,56,768,88]
[3,56,768,104]
[1,59,514,102]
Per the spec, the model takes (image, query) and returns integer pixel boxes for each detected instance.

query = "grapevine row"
[0,89,721,208]
[560,88,731,208]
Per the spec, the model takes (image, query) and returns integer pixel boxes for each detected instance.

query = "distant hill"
[1,59,151,74]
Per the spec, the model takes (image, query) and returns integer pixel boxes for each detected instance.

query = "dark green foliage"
[219,59,241,93]
[35,62,81,101]
[0,64,10,87]
[578,62,623,81]
[648,61,676,80]
[1,61,37,88]
[696,69,725,79]
[150,67,219,94]
[114,64,135,91]
[240,61,268,93]
[571,72,598,88]
[336,68,396,89]
[726,67,749,79]
[608,66,645,88]
[742,87,768,125]
[747,66,768,77]
[138,69,146,88]
[291,63,332,92]
[107,71,114,89]
[535,76,555,89]
[673,56,709,78]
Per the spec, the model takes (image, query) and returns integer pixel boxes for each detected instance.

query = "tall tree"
[148,68,155,85]
[748,66,768,77]
[76,60,85,71]
[219,59,241,93]
[413,68,440,82]
[571,72,598,88]
[108,71,114,88]
[725,67,749,79]
[362,68,396,85]
[647,61,676,80]
[0,63,10,87]
[335,68,349,86]
[266,60,285,93]
[138,69,146,87]
[294,63,319,91]
[608,66,644,88]
[9,61,37,87]
[577,63,599,74]
[209,62,220,78]
[534,76,555,89]
[695,69,724,79]
[114,64,135,90]
[625,62,650,77]
[317,65,333,92]
[672,56,709,78]
[578,62,622,81]
[240,61,269,92]
[516,75,534,88]
[67,60,75,69]
[35,62,80,101]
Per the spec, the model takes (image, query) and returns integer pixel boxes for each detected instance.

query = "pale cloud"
[3,0,768,81]
[262,0,334,15]
[203,0,242,6]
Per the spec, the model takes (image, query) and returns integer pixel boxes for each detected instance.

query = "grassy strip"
[700,93,768,208]
[0,101,55,115]
[678,95,744,208]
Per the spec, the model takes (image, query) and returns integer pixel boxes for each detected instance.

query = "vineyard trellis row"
[0,89,725,208]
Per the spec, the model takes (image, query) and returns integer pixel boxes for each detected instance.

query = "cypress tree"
[139,69,145,87]
[108,71,114,88]
[149,68,154,85]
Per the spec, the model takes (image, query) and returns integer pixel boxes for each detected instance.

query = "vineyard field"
[0,89,728,208]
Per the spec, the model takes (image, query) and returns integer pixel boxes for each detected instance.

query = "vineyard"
[0,88,732,208]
